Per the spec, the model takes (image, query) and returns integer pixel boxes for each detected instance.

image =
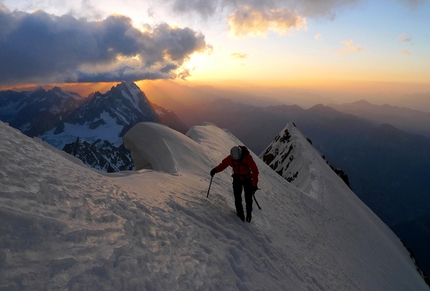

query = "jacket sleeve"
[214,156,233,173]
[246,155,259,187]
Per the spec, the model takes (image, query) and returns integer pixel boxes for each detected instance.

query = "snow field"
[0,121,428,290]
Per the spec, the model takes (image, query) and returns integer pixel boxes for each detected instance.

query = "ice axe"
[207,176,213,198]
[253,188,262,210]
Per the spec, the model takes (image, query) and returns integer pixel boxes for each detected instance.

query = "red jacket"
[214,147,259,187]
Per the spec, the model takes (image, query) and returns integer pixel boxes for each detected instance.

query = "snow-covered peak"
[0,120,428,290]
[260,122,321,196]
[39,82,159,150]
[117,81,147,113]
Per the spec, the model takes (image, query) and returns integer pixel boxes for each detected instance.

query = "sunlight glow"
[1,0,429,106]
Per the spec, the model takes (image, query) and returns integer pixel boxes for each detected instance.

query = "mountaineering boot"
[237,212,245,221]
[246,212,252,223]
[235,201,245,222]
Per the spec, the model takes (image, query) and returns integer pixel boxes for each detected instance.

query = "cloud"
[167,0,366,36]
[169,0,429,37]
[401,49,411,55]
[170,0,364,20]
[68,0,104,20]
[336,40,362,55]
[0,8,208,85]
[228,5,307,37]
[172,0,219,18]
[231,52,247,59]
[177,68,192,80]
[398,33,412,42]
[0,2,8,11]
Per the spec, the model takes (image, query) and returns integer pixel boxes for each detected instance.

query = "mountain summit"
[0,120,427,290]
[41,81,160,149]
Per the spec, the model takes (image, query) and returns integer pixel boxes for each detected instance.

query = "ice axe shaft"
[207,176,213,198]
[253,189,262,210]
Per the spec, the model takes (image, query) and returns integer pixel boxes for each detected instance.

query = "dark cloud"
[0,8,208,85]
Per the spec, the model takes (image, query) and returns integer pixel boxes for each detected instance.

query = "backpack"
[232,146,252,180]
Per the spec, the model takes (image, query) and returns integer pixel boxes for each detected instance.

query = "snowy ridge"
[260,123,323,198]
[123,122,212,175]
[0,120,428,290]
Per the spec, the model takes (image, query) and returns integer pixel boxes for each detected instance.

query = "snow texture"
[0,120,428,291]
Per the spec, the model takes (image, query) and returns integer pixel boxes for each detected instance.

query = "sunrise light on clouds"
[1,0,430,100]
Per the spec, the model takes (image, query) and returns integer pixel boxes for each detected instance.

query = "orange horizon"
[1,79,430,109]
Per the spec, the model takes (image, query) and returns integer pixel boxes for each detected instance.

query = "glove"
[210,168,217,177]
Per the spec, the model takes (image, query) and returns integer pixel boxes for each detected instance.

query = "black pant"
[233,179,253,216]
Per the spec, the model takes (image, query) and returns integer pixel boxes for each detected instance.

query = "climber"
[210,146,259,222]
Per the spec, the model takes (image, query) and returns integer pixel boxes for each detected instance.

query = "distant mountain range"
[0,86,86,137]
[0,82,187,172]
[329,99,430,139]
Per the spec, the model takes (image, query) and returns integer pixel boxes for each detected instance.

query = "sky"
[1,118,428,290]
[1,0,430,100]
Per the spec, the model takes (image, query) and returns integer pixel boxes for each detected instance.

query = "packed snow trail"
[0,121,428,290]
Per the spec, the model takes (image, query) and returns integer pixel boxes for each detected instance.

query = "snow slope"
[0,120,427,290]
